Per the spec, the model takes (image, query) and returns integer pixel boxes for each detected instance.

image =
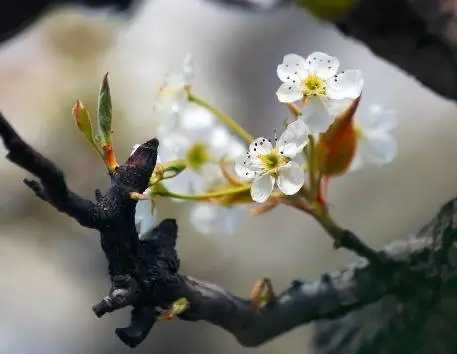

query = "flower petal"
[227,139,247,160]
[208,126,234,157]
[135,198,156,240]
[359,132,397,165]
[305,52,339,80]
[357,105,397,132]
[277,54,308,82]
[349,150,363,172]
[179,104,215,132]
[249,137,273,156]
[276,83,303,103]
[190,204,245,236]
[235,154,262,180]
[277,119,310,158]
[277,161,305,195]
[163,168,205,195]
[164,54,193,88]
[158,131,191,161]
[251,174,275,203]
[327,69,363,100]
[300,96,334,134]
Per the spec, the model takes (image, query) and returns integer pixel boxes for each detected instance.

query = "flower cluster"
[73,51,397,239]
[135,56,247,238]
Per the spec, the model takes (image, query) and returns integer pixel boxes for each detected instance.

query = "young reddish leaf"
[72,99,101,155]
[73,75,119,173]
[316,97,360,176]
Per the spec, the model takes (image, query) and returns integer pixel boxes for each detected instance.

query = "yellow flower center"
[259,150,287,172]
[186,142,210,170]
[302,74,326,97]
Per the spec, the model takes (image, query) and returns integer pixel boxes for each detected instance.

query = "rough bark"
[336,0,457,101]
[2,112,457,351]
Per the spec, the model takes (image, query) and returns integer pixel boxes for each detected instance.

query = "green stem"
[153,185,250,201]
[187,90,253,144]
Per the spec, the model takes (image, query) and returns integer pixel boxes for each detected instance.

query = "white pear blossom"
[154,54,193,123]
[276,52,363,133]
[190,204,246,236]
[155,57,245,194]
[135,197,157,240]
[351,104,397,170]
[158,105,245,194]
[142,56,248,236]
[131,144,158,239]
[235,120,310,203]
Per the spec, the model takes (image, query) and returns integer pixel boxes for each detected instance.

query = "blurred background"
[1,1,457,353]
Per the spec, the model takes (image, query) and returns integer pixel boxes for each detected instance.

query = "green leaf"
[72,99,101,154]
[94,72,112,146]
[296,0,358,20]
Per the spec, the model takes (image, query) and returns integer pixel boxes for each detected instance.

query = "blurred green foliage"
[296,0,358,20]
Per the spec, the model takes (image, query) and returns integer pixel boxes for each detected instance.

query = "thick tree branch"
[173,198,457,346]
[0,113,101,228]
[336,0,457,101]
[2,113,457,349]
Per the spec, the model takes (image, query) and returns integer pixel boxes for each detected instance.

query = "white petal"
[251,174,274,203]
[208,126,231,156]
[249,137,273,156]
[181,53,194,83]
[226,139,247,160]
[179,104,215,133]
[300,97,334,134]
[158,131,191,161]
[235,154,262,180]
[276,119,310,158]
[276,83,303,103]
[135,199,156,239]
[327,70,363,100]
[164,54,193,88]
[277,54,308,82]
[190,204,245,236]
[349,150,363,172]
[207,127,246,160]
[357,105,397,132]
[305,52,339,80]
[162,169,205,196]
[359,132,397,165]
[325,98,353,118]
[277,161,305,195]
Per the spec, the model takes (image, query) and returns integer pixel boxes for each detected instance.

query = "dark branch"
[2,112,457,349]
[336,0,457,101]
[204,0,292,11]
[172,198,457,346]
[0,113,101,228]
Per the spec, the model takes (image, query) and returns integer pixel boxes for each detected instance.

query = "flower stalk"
[186,89,254,144]
[151,184,250,201]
